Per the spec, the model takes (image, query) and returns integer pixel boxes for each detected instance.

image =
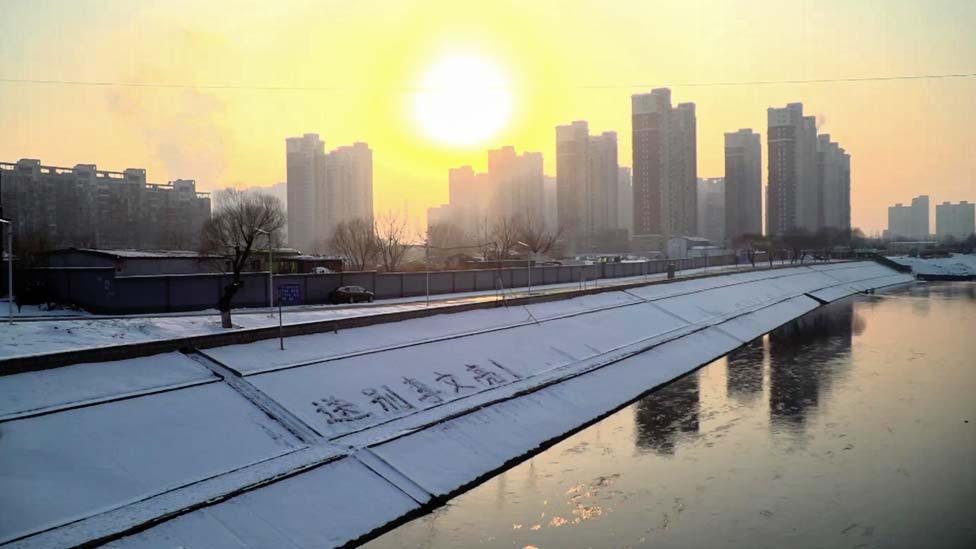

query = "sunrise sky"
[1,0,974,234]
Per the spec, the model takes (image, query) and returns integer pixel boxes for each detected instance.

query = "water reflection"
[633,373,699,455]
[726,340,765,402]
[768,300,857,431]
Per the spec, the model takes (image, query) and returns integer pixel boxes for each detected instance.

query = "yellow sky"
[1,0,974,234]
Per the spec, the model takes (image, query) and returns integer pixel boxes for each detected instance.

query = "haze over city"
[1,3,975,549]
[2,0,974,234]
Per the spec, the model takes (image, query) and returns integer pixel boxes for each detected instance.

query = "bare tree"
[201,189,285,328]
[375,211,409,272]
[515,216,563,256]
[491,216,521,260]
[330,218,379,271]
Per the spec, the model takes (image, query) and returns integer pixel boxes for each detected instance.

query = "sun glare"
[413,52,513,147]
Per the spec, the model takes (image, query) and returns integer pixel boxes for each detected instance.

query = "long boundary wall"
[20,255,738,314]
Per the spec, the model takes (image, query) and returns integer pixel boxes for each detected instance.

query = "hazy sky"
[1,0,974,234]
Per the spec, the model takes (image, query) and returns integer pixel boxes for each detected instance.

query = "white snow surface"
[0,260,770,360]
[0,352,214,420]
[0,262,914,548]
[889,253,976,277]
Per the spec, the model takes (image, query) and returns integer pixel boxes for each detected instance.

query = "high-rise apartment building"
[285,134,372,252]
[886,195,930,240]
[617,167,633,236]
[487,146,544,222]
[543,175,558,234]
[817,134,851,231]
[556,121,621,249]
[767,104,852,236]
[935,201,975,241]
[0,158,210,250]
[631,89,697,239]
[429,147,543,240]
[696,177,725,245]
[724,129,762,243]
[767,103,818,236]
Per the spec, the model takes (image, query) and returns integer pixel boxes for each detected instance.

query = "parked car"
[328,285,374,304]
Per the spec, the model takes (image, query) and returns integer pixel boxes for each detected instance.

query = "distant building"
[556,121,621,250]
[696,177,725,245]
[617,167,633,236]
[935,201,975,241]
[767,104,852,236]
[543,175,558,233]
[817,134,851,231]
[429,147,544,241]
[285,133,372,252]
[767,103,818,236]
[487,146,544,221]
[887,195,929,240]
[0,159,210,250]
[724,129,762,244]
[631,88,697,240]
[241,182,288,208]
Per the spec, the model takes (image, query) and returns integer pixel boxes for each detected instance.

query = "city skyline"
[1,0,974,234]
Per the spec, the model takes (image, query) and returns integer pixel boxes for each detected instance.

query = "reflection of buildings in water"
[768,300,857,429]
[725,339,765,402]
[634,373,700,455]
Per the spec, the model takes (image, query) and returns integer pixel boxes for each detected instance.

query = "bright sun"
[413,53,513,147]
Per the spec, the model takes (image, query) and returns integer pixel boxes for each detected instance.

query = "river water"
[365,282,976,548]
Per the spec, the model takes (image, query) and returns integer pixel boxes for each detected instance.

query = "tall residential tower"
[285,134,372,252]
[631,88,697,239]
[723,129,762,243]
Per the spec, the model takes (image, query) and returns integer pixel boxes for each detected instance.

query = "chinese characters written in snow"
[310,363,510,426]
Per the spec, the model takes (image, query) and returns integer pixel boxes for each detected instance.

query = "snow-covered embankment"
[0,262,913,548]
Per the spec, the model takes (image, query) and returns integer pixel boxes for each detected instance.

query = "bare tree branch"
[200,189,285,328]
[329,218,378,271]
[375,211,409,272]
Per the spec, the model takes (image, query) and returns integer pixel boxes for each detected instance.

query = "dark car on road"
[328,285,374,304]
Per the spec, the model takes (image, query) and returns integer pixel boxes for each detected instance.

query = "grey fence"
[18,254,738,314]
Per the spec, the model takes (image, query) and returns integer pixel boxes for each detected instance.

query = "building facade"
[723,129,762,244]
[766,103,818,236]
[428,147,544,242]
[556,121,622,250]
[935,201,975,241]
[631,88,697,239]
[767,104,852,237]
[817,134,851,231]
[285,134,373,252]
[696,177,725,245]
[617,167,633,236]
[886,195,930,240]
[0,159,210,251]
[487,146,544,222]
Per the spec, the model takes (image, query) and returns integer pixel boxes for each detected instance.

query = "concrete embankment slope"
[0,262,913,548]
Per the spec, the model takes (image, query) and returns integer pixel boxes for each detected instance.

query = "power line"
[0,72,973,92]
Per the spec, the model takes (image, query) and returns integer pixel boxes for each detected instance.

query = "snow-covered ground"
[0,260,787,360]
[0,262,914,548]
[889,253,976,278]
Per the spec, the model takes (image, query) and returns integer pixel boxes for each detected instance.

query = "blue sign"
[278,283,302,305]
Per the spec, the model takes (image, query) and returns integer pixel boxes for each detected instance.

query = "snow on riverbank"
[0,261,776,360]
[889,253,976,277]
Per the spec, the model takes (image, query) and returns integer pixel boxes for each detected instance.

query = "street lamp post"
[516,241,532,295]
[255,228,274,317]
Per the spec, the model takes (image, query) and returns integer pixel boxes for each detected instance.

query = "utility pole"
[425,239,430,307]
